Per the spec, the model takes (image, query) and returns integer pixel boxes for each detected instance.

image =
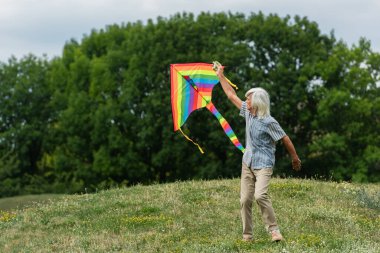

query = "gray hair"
[245,87,270,118]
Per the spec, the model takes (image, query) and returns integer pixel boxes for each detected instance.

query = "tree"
[309,39,380,182]
[0,55,52,196]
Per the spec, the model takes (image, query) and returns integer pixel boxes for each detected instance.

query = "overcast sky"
[1,0,379,62]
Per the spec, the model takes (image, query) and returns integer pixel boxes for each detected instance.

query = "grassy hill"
[0,178,379,252]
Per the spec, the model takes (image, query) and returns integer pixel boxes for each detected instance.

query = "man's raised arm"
[215,66,242,110]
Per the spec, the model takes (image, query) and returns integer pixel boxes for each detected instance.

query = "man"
[215,64,301,242]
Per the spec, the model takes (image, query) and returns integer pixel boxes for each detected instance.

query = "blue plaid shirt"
[240,102,286,169]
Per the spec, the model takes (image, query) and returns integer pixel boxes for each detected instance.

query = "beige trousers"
[240,163,278,239]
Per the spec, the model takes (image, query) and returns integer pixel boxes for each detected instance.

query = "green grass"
[0,194,64,211]
[0,178,379,252]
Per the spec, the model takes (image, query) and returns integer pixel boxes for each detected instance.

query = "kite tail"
[178,128,205,154]
[206,103,245,153]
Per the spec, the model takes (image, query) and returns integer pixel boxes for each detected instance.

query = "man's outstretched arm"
[215,66,242,109]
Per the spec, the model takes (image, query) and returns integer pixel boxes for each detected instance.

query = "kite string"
[225,77,239,90]
[178,128,205,154]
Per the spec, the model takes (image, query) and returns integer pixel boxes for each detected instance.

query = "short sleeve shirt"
[239,101,286,169]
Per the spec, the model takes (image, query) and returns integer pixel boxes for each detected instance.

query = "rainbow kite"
[170,62,245,153]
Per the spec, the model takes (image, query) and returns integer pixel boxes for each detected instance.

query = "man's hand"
[214,62,224,78]
[292,158,301,171]
[282,136,301,171]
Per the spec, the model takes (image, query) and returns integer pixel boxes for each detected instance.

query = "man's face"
[246,94,252,110]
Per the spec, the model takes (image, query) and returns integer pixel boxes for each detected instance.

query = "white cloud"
[0,0,379,61]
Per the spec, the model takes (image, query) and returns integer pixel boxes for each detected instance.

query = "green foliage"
[309,40,380,182]
[0,12,379,196]
[0,55,53,196]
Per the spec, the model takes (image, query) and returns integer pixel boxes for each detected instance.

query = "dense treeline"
[0,12,379,197]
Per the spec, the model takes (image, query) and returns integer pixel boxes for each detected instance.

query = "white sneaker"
[242,235,253,242]
[271,229,283,242]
